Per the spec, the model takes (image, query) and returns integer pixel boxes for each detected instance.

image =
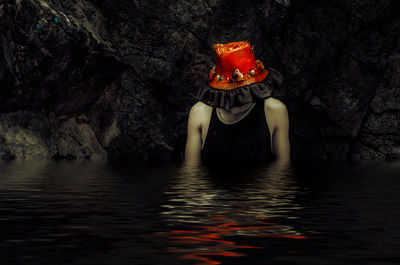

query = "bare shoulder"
[188,101,212,127]
[189,101,212,117]
[264,97,288,114]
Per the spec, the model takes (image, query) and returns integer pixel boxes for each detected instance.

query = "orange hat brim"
[208,69,269,90]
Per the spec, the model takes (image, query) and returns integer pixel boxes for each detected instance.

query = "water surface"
[0,160,399,265]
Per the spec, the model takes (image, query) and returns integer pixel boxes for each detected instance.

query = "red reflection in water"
[181,250,243,265]
[166,214,307,265]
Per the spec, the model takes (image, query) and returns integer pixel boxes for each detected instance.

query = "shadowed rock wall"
[0,0,399,162]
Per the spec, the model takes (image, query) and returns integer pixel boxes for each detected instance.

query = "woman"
[184,41,290,167]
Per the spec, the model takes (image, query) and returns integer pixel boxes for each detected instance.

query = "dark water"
[0,160,399,265]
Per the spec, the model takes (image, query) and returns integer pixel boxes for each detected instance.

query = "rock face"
[0,0,399,162]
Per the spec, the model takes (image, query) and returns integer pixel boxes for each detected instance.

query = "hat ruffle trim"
[196,67,283,109]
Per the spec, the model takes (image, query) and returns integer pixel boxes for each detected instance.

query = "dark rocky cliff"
[0,0,399,162]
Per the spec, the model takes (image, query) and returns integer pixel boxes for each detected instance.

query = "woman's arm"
[184,103,203,166]
[265,99,291,165]
[273,103,290,164]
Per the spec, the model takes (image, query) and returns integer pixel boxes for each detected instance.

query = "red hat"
[209,41,269,90]
[197,41,283,109]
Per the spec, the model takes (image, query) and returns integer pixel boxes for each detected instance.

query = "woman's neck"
[217,102,256,124]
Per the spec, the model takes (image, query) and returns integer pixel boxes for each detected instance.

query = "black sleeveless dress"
[201,99,276,168]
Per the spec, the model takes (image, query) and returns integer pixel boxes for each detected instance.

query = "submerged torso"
[201,100,275,168]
